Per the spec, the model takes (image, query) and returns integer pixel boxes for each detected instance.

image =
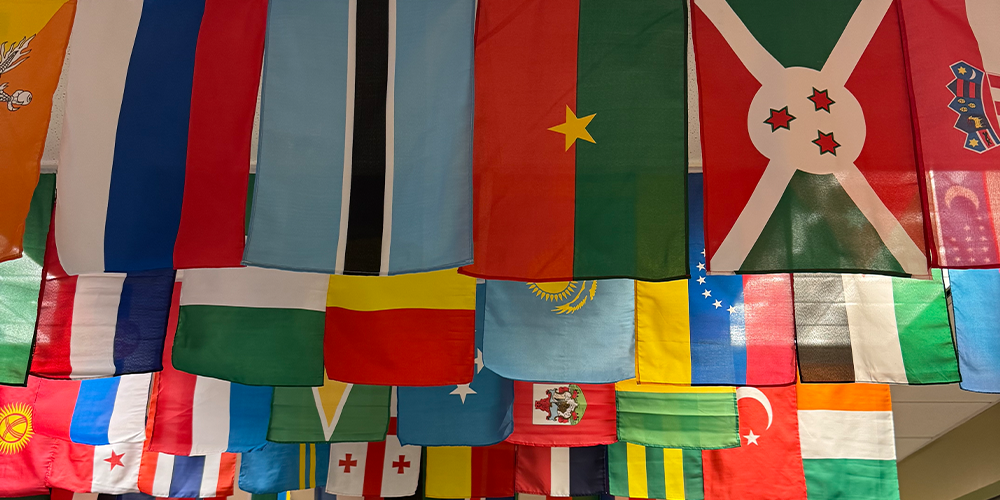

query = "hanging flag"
[514,445,606,497]
[239,443,331,494]
[461,0,687,282]
[138,451,237,498]
[47,439,144,494]
[482,279,635,383]
[53,0,265,274]
[793,271,960,384]
[701,386,806,500]
[0,380,56,496]
[146,311,272,455]
[635,173,795,386]
[32,375,150,445]
[898,0,1000,268]
[267,374,390,443]
[325,270,476,386]
[32,216,174,380]
[0,0,74,264]
[797,383,899,500]
[396,281,514,446]
[244,0,474,276]
[949,269,1000,393]
[506,381,616,447]
[692,0,930,277]
[424,443,515,499]
[172,266,328,386]
[607,443,703,500]
[615,380,738,450]
[0,174,55,385]
[325,418,421,497]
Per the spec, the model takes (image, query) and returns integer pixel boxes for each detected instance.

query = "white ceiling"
[37,24,997,463]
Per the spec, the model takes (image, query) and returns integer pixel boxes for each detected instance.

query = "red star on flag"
[812,131,840,155]
[104,450,125,470]
[764,106,796,131]
[808,88,834,112]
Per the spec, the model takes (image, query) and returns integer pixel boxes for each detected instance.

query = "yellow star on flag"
[549,105,596,151]
[970,138,980,147]
[958,66,967,75]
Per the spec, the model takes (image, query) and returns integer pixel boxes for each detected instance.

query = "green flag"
[608,441,703,500]
[615,380,739,449]
[267,376,391,443]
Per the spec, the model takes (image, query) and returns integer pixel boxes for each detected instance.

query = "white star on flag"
[702,289,712,298]
[697,262,706,271]
[474,349,484,374]
[744,429,760,445]
[727,305,737,314]
[713,300,723,309]
[450,384,476,404]
[697,276,706,284]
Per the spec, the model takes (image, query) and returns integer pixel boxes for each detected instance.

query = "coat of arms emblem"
[532,383,587,425]
[0,35,36,112]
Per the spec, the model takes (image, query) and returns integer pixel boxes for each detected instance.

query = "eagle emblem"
[533,384,587,425]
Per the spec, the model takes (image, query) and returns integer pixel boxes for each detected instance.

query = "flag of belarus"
[692,0,930,277]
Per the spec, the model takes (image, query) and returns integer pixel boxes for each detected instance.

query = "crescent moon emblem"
[970,69,977,79]
[944,185,981,210]
[736,387,772,430]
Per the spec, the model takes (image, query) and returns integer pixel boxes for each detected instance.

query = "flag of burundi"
[608,442,703,500]
[692,0,930,277]
[794,271,959,384]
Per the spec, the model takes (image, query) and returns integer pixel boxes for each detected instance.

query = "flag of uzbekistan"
[460,0,688,282]
[54,0,266,274]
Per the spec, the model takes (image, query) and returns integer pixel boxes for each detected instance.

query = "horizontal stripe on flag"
[798,410,895,460]
[325,270,476,311]
[796,384,891,411]
[802,458,898,499]
[179,268,327,311]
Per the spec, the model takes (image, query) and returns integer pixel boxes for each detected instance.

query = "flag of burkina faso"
[461,0,688,282]
[692,0,930,277]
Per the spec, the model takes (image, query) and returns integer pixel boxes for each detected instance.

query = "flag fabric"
[898,0,1000,268]
[701,386,806,500]
[607,443,703,500]
[267,375,390,443]
[692,0,930,277]
[137,451,237,498]
[506,381,616,447]
[0,174,55,385]
[424,443,516,499]
[32,375,150,445]
[482,279,635,383]
[949,269,1000,392]
[460,0,687,282]
[239,443,331,494]
[514,445,606,497]
[396,281,514,446]
[32,216,174,379]
[325,270,476,386]
[53,0,266,274]
[797,383,899,500]
[172,267,328,386]
[635,173,795,386]
[244,0,474,276]
[0,0,74,263]
[615,380,739,450]
[0,380,55,495]
[47,439,144,494]
[325,418,422,497]
[793,271,960,384]
[146,315,272,455]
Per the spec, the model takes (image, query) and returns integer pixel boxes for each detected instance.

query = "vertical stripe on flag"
[192,377,231,452]
[199,453,222,497]
[106,374,151,444]
[635,280,692,385]
[625,443,647,498]
[426,446,471,497]
[152,453,174,496]
[363,441,386,495]
[841,275,907,383]
[662,449,685,500]
[171,455,206,497]
[69,274,126,378]
[380,0,397,275]
[549,447,570,497]
[70,377,118,443]
[743,274,795,385]
[794,275,855,382]
[336,0,359,275]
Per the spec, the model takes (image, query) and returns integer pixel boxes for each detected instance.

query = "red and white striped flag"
[325,413,421,498]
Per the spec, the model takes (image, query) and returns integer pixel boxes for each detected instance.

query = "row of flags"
[4,0,1000,283]
[0,374,900,500]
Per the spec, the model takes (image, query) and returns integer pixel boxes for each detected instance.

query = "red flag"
[702,385,806,500]
[899,0,1000,268]
[505,382,616,446]
[0,380,52,496]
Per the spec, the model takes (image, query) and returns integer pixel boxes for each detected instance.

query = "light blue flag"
[397,282,514,446]
[949,269,1000,393]
[482,279,635,383]
[239,443,331,494]
[244,0,474,275]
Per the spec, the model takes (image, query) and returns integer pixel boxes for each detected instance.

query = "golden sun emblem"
[527,281,597,315]
[0,402,33,454]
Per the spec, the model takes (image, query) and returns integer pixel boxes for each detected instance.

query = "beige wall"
[897,403,1000,500]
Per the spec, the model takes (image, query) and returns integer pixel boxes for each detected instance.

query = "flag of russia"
[54,0,267,274]
[32,374,152,446]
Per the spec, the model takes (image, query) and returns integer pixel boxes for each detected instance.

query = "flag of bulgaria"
[460,0,688,282]
[793,271,959,384]
[692,0,930,277]
[607,442,703,500]
[797,383,899,500]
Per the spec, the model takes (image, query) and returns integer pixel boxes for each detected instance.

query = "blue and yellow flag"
[239,443,330,494]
